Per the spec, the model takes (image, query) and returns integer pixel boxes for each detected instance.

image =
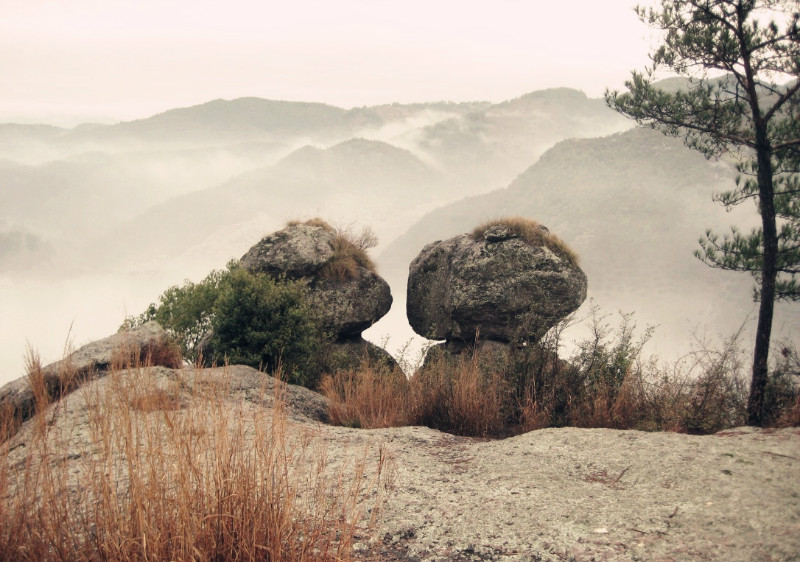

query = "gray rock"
[240,222,392,340]
[322,337,398,373]
[184,364,331,423]
[422,339,513,373]
[407,225,587,343]
[240,223,335,278]
[310,268,392,339]
[0,322,178,435]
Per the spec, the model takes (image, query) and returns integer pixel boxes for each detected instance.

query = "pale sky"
[0,0,658,126]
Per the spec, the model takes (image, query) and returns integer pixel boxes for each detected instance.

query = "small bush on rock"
[123,263,326,387]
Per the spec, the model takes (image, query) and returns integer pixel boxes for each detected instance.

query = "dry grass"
[322,310,799,438]
[472,216,580,266]
[287,218,378,281]
[320,360,413,429]
[0,351,389,562]
[287,217,335,232]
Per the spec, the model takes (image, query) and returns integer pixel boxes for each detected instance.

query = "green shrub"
[123,267,228,363]
[123,263,326,388]
[208,268,324,387]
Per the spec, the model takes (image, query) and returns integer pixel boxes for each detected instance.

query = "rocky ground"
[3,361,799,562]
[327,423,800,562]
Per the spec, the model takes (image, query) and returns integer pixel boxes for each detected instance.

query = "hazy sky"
[0,0,658,126]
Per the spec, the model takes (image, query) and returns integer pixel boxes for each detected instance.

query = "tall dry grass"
[322,308,800,437]
[471,216,580,266]
[0,350,388,562]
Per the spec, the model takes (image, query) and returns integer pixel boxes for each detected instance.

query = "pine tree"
[606,0,800,425]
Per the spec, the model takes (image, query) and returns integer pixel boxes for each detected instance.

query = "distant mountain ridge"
[1,87,630,272]
[6,86,789,385]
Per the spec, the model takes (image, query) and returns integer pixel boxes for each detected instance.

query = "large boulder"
[244,220,392,340]
[240,221,392,341]
[407,220,587,343]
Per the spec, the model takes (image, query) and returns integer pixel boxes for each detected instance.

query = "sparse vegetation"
[0,353,388,562]
[471,216,580,265]
[322,308,799,437]
[287,218,379,281]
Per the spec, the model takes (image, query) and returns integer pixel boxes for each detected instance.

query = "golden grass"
[287,217,335,232]
[472,216,580,266]
[286,218,379,282]
[320,360,413,429]
[322,314,798,437]
[0,351,389,562]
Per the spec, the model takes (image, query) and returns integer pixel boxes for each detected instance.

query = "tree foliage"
[208,268,324,387]
[606,0,800,424]
[123,263,326,388]
[696,149,800,301]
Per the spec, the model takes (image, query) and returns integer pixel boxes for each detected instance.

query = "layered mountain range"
[1,86,796,382]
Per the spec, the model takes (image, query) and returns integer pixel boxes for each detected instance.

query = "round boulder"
[240,221,392,340]
[407,220,587,343]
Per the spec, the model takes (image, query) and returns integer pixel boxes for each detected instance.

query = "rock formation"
[407,218,587,361]
[0,322,179,432]
[240,220,394,370]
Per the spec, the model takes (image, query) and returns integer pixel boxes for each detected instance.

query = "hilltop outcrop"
[239,221,394,370]
[0,322,179,429]
[2,348,798,562]
[407,220,587,348]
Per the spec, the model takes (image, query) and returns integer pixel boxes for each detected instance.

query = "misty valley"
[1,87,798,385]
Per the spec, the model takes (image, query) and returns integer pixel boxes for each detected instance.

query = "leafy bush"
[123,267,228,363]
[208,268,324,387]
[123,263,326,387]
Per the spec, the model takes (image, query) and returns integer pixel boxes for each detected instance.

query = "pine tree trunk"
[747,139,777,426]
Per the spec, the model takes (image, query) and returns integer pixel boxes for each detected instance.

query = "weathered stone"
[310,268,392,339]
[0,322,178,435]
[240,224,335,278]
[240,222,392,340]
[407,226,587,343]
[322,337,398,373]
[422,339,513,373]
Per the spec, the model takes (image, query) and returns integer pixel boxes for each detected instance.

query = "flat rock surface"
[327,424,800,561]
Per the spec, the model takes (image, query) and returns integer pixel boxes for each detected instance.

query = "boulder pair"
[242,218,588,367]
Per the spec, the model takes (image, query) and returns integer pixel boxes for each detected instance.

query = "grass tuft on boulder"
[472,216,580,265]
[287,218,378,281]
